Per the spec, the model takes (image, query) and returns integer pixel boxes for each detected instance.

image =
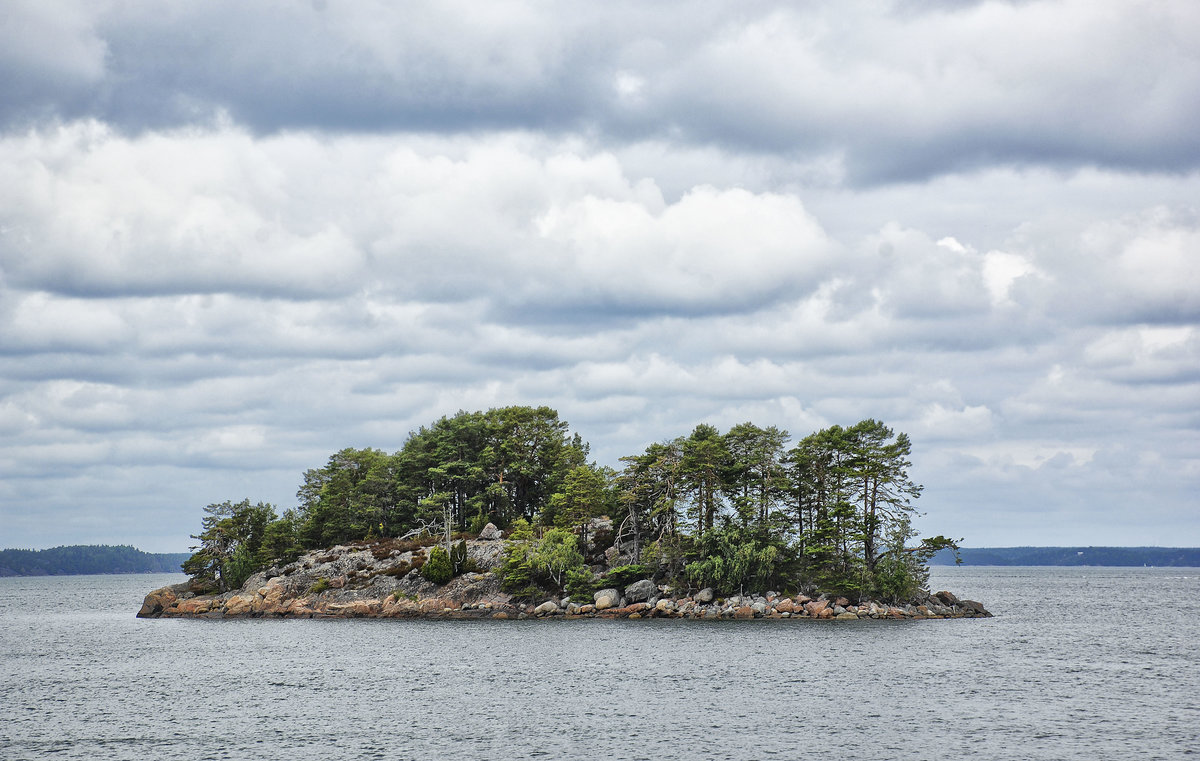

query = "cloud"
[3,2,1198,183]
[1,2,1198,552]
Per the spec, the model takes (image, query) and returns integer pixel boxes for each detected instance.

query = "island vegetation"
[182,406,959,605]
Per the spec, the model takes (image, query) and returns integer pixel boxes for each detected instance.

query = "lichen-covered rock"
[594,588,620,610]
[625,579,656,602]
[695,587,714,604]
[478,522,502,541]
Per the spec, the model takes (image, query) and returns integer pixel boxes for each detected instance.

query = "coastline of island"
[138,524,990,621]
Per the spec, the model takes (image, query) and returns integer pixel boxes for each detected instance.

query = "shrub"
[421,545,453,585]
[565,567,597,600]
[467,511,489,536]
[310,577,330,594]
[450,539,477,574]
[604,564,651,589]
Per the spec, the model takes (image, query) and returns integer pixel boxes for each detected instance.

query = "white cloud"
[2,2,1199,551]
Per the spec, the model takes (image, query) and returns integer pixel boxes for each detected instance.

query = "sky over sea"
[1,0,1197,552]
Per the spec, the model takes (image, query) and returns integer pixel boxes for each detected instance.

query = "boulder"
[805,599,830,618]
[594,588,620,610]
[835,612,859,620]
[960,599,991,617]
[534,601,559,616]
[224,594,255,616]
[935,590,959,606]
[751,602,768,616]
[136,586,179,618]
[655,599,675,612]
[734,606,755,619]
[625,579,656,603]
[775,598,795,614]
[478,522,502,541]
[695,587,715,604]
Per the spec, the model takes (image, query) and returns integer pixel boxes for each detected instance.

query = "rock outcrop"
[137,536,991,621]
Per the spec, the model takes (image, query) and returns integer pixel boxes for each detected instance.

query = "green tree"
[550,464,610,546]
[529,527,586,592]
[681,424,728,534]
[183,499,276,592]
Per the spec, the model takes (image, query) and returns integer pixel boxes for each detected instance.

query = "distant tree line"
[0,545,190,577]
[185,406,958,600]
[930,546,1200,566]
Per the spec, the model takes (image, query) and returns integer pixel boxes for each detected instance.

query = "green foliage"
[467,510,489,536]
[222,546,258,591]
[450,539,477,575]
[508,517,534,542]
[684,523,796,596]
[603,564,651,589]
[501,525,588,599]
[310,577,330,594]
[565,567,597,600]
[180,406,952,603]
[529,528,586,590]
[184,499,277,592]
[421,545,454,585]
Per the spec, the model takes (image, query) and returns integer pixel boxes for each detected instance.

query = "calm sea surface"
[1,567,1197,760]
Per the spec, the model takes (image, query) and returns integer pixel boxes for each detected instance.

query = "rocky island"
[139,522,990,621]
[139,407,991,621]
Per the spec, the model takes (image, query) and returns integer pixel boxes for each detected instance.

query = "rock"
[478,522,502,541]
[734,606,755,619]
[224,594,255,616]
[960,599,991,616]
[833,605,846,616]
[835,612,859,620]
[625,579,656,603]
[805,599,829,618]
[175,598,213,615]
[594,588,620,610]
[751,602,768,616]
[835,597,850,607]
[534,601,559,616]
[695,587,715,604]
[137,585,180,618]
[775,598,795,614]
[655,599,675,612]
[579,604,595,614]
[935,590,959,606]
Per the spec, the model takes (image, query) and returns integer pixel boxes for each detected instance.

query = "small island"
[139,406,989,621]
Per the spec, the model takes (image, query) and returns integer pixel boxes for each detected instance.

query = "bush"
[565,567,597,600]
[450,539,477,574]
[467,511,490,536]
[603,564,652,589]
[421,545,453,585]
[310,577,330,594]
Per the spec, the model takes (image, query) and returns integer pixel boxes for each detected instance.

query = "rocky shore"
[138,531,991,621]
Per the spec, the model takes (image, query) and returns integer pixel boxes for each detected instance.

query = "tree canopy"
[183,405,957,601]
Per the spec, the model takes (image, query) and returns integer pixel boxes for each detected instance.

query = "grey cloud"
[3,1,1198,183]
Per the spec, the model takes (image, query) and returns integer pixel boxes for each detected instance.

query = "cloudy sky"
[2,0,1197,553]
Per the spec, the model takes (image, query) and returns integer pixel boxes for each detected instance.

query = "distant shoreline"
[931,546,1200,567]
[6,544,1199,577]
[0,545,189,577]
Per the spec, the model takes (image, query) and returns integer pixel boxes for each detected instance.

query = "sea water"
[1,567,1197,760]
